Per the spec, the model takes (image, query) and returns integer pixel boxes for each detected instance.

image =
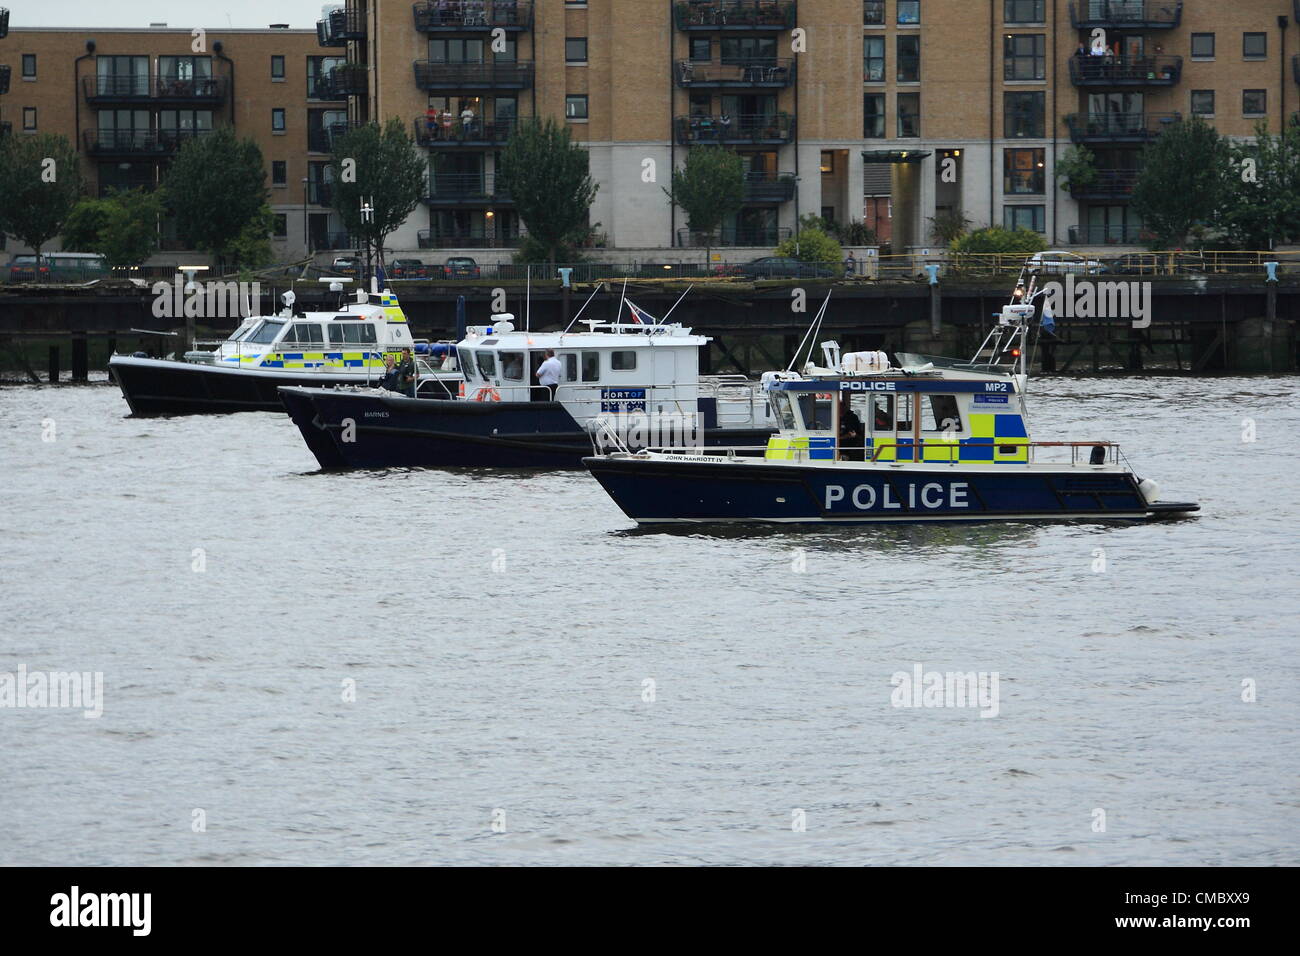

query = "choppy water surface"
[1,376,1297,866]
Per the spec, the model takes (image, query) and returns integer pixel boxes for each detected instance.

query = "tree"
[951,226,1047,254]
[776,226,843,264]
[1053,145,1099,193]
[0,133,82,257]
[225,204,276,275]
[328,118,426,270]
[1218,120,1300,249]
[96,189,164,269]
[498,117,598,265]
[62,198,116,253]
[664,146,745,264]
[1130,116,1229,248]
[162,128,269,268]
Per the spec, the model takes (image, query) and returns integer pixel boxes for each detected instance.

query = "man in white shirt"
[535,349,562,401]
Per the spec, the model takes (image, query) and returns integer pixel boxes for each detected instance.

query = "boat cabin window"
[770,392,798,431]
[329,323,378,345]
[869,394,894,433]
[796,393,834,431]
[475,350,497,380]
[287,323,325,345]
[500,351,525,381]
[457,347,476,379]
[230,325,255,343]
[611,350,637,371]
[245,320,285,345]
[922,394,963,432]
[581,351,600,382]
[896,395,913,432]
[561,354,577,382]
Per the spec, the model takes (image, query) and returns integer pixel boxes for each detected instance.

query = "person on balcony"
[461,105,477,138]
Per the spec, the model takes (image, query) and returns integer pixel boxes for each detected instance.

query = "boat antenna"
[562,283,604,335]
[616,276,628,324]
[525,265,531,332]
[657,284,691,325]
[787,289,832,371]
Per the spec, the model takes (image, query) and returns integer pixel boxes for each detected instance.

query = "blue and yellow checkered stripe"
[765,435,836,460]
[870,414,1029,463]
[257,351,392,369]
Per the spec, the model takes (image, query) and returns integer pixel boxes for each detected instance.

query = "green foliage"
[0,133,83,256]
[799,213,877,247]
[665,147,746,251]
[162,128,268,263]
[62,198,116,253]
[1130,116,1229,248]
[776,226,843,264]
[1217,120,1300,249]
[328,118,426,255]
[226,204,276,273]
[927,210,972,246]
[1054,145,1098,192]
[498,117,599,264]
[951,226,1048,254]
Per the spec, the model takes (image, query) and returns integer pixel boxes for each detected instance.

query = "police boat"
[108,281,455,415]
[277,298,776,470]
[583,301,1200,525]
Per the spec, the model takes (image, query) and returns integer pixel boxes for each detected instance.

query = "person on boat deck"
[535,349,562,402]
[839,399,865,462]
[396,348,417,397]
[874,395,893,431]
[378,354,400,391]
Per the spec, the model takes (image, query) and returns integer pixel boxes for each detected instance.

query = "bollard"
[72,335,89,382]
[48,346,59,384]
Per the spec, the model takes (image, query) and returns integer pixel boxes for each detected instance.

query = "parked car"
[6,253,108,283]
[390,258,429,279]
[7,255,52,283]
[739,256,838,279]
[444,256,481,279]
[1104,252,1206,276]
[330,256,361,278]
[1026,250,1107,275]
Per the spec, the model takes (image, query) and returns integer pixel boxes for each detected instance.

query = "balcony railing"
[1069,223,1148,244]
[676,225,792,247]
[82,74,229,105]
[674,1,797,31]
[417,226,522,249]
[0,8,8,39]
[317,8,367,46]
[1064,111,1181,143]
[307,121,357,153]
[1069,169,1140,201]
[318,64,368,98]
[1068,55,1182,86]
[424,172,512,204]
[413,60,534,90]
[0,64,9,96]
[413,1,534,32]
[674,58,795,88]
[83,128,214,156]
[307,181,333,206]
[743,171,796,202]
[1069,1,1182,30]
[675,113,795,144]
[414,115,516,146]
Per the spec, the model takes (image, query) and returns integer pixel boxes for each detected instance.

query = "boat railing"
[635,440,1123,465]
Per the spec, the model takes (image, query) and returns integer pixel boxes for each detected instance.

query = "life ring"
[473,387,501,402]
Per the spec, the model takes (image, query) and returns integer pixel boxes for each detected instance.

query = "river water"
[1,375,1297,866]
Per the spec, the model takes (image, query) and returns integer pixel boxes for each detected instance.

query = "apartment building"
[0,19,355,255]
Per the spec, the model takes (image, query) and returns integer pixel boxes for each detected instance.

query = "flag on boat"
[1040,301,1056,334]
[625,301,654,325]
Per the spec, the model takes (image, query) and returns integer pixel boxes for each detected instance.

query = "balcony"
[413,60,534,90]
[676,225,792,247]
[674,58,795,88]
[0,8,8,40]
[413,1,534,32]
[308,121,358,154]
[82,74,229,106]
[318,64,368,98]
[417,226,521,249]
[423,172,512,205]
[1069,169,1139,201]
[675,113,795,145]
[414,115,516,146]
[674,1,797,31]
[1069,1,1182,30]
[1069,224,1148,244]
[1068,55,1182,87]
[0,64,9,96]
[1064,111,1181,143]
[83,128,214,157]
[743,171,796,202]
[307,180,333,206]
[317,8,366,46]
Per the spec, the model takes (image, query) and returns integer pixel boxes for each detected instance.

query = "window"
[475,350,497,380]
[1004,34,1045,80]
[329,323,378,346]
[565,95,588,120]
[581,351,599,381]
[500,351,525,381]
[287,323,325,345]
[308,56,344,98]
[272,109,286,132]
[864,1,884,26]
[21,54,35,79]
[1004,205,1045,233]
[897,1,920,25]
[1191,90,1215,116]
[457,348,476,378]
[1004,0,1043,23]
[271,161,287,186]
[864,93,885,137]
[1242,33,1266,60]
[923,395,962,432]
[1004,148,1045,194]
[561,354,578,381]
[22,107,36,130]
[565,38,588,64]
[1243,89,1267,117]
[1004,91,1045,137]
[96,56,149,97]
[896,35,920,82]
[271,55,285,80]
[1190,33,1215,59]
[611,351,637,371]
[864,37,885,83]
[690,38,710,62]
[496,38,518,62]
[721,37,776,64]
[429,39,484,63]
[897,93,920,137]
[247,320,285,345]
